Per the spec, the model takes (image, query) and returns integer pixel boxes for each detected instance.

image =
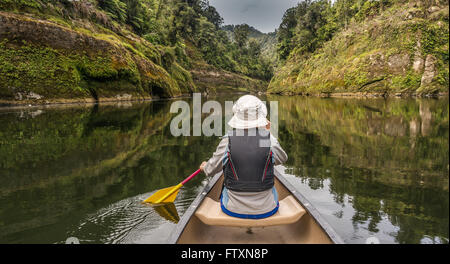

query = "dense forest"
[270,0,449,96]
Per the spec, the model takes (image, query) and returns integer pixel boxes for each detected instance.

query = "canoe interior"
[176,175,333,244]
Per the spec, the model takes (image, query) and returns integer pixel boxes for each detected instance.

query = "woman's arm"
[200,136,229,177]
[270,134,288,165]
[266,121,288,165]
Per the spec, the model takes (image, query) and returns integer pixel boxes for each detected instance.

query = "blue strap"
[220,192,279,219]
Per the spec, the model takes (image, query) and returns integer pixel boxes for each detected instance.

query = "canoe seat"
[195,195,306,227]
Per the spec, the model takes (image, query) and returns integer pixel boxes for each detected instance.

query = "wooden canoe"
[168,167,344,244]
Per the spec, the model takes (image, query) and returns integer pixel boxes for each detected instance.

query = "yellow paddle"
[142,169,202,204]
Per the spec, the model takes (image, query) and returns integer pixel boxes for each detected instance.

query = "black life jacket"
[223,128,275,192]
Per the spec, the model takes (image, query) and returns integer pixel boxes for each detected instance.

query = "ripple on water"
[70,189,198,244]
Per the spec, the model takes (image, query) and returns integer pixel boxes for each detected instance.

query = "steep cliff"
[0,10,193,104]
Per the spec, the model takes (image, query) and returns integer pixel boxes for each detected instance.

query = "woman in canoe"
[199,95,288,219]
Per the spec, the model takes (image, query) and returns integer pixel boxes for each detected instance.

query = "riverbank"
[269,91,449,98]
[0,95,164,108]
[2,90,448,108]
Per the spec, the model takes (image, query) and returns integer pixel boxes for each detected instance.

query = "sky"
[209,0,299,33]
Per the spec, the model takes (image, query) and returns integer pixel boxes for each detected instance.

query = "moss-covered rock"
[0,11,191,104]
[170,62,196,94]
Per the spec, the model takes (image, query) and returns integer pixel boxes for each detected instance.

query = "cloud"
[241,3,258,13]
[240,0,259,13]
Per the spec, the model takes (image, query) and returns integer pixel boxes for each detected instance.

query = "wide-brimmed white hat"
[228,95,268,129]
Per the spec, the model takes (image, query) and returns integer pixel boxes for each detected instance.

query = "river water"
[0,95,448,244]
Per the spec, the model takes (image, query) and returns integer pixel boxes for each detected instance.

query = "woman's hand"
[199,161,207,172]
[266,120,271,130]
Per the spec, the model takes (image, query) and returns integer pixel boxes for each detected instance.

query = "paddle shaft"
[182,169,202,185]
[154,169,202,203]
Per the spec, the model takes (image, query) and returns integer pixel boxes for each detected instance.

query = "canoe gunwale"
[167,171,223,244]
[167,166,344,244]
[273,167,344,244]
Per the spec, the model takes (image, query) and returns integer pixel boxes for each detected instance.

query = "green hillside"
[269,0,449,97]
[0,0,270,105]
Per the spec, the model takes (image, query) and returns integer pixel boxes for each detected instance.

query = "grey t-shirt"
[203,132,288,215]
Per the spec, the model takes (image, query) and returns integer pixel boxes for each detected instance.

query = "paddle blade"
[154,203,180,223]
[143,184,182,204]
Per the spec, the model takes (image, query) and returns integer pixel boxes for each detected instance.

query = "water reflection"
[272,96,449,244]
[0,100,218,243]
[152,203,180,224]
[0,96,448,244]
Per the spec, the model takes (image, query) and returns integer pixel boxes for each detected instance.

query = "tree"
[234,24,250,48]
[201,5,224,28]
[123,0,153,35]
[170,2,199,43]
[277,0,343,59]
[277,6,299,60]
[248,39,262,57]
[293,0,328,54]
[196,17,218,62]
[98,0,127,23]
